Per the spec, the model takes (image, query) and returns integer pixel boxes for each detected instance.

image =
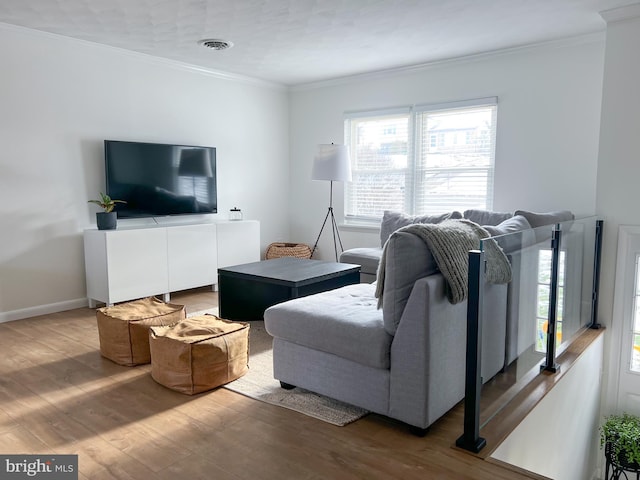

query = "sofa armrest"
[389,274,467,428]
[389,274,507,429]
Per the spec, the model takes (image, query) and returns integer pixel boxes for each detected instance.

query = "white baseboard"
[0,298,89,324]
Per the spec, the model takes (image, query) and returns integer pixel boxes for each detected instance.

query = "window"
[535,249,566,353]
[631,254,640,372]
[344,98,497,222]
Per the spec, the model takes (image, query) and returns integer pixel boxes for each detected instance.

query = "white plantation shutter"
[345,98,497,222]
[344,108,412,223]
[414,99,497,214]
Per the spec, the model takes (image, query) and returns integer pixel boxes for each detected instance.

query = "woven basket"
[266,242,312,260]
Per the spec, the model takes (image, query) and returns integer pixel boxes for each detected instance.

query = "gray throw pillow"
[514,210,574,243]
[513,210,574,228]
[379,210,463,246]
[483,215,532,253]
[463,209,513,226]
[483,215,531,237]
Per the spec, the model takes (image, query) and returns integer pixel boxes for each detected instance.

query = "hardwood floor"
[0,288,536,480]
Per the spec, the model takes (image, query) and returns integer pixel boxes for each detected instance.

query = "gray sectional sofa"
[340,209,530,283]
[263,209,574,433]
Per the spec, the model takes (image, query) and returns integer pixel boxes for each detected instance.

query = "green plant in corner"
[88,192,126,213]
[600,412,640,467]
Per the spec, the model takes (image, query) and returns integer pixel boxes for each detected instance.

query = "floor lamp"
[310,144,352,261]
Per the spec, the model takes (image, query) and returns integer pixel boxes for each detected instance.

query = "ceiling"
[0,0,634,86]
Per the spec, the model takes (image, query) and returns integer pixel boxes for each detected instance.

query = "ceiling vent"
[198,39,234,51]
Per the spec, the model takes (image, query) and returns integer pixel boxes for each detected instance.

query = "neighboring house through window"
[535,249,566,353]
[344,97,498,223]
[632,254,640,372]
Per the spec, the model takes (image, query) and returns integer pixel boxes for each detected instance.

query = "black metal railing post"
[541,226,562,373]
[456,250,487,453]
[590,219,604,329]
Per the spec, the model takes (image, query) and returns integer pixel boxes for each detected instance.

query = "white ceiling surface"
[0,0,634,86]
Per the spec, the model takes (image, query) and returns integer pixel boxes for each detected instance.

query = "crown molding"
[600,3,640,23]
[290,31,606,92]
[0,22,287,91]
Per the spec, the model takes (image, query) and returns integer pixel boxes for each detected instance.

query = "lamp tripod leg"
[311,181,345,261]
[329,208,344,262]
[311,207,332,258]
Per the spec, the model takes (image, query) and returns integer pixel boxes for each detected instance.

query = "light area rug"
[189,309,369,426]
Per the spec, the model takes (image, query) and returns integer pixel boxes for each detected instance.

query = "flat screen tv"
[105,140,217,218]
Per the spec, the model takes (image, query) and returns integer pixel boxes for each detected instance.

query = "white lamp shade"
[311,144,352,182]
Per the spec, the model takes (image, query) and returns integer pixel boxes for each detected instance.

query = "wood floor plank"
[59,384,195,472]
[0,425,51,453]
[66,436,157,479]
[5,404,87,451]
[154,453,244,480]
[183,416,320,480]
[0,408,19,435]
[0,288,538,480]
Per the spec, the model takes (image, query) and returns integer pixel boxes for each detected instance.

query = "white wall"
[289,37,605,259]
[491,334,604,480]
[0,20,615,328]
[0,24,290,320]
[595,7,640,412]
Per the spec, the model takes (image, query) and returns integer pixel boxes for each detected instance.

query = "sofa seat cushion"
[264,283,391,369]
[339,247,382,275]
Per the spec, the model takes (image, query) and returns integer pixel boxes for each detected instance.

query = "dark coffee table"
[218,257,360,320]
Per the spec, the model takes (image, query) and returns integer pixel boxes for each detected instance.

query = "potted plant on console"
[88,192,126,230]
[600,412,640,479]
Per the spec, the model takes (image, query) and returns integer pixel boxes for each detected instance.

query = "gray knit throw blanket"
[375,219,512,306]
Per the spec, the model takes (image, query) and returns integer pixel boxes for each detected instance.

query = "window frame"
[535,248,567,353]
[630,253,640,372]
[344,97,497,224]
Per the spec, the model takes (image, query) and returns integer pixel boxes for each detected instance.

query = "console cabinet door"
[216,220,260,268]
[84,221,260,307]
[105,228,169,303]
[167,224,217,292]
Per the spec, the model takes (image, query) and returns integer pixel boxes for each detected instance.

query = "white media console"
[83,220,260,308]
